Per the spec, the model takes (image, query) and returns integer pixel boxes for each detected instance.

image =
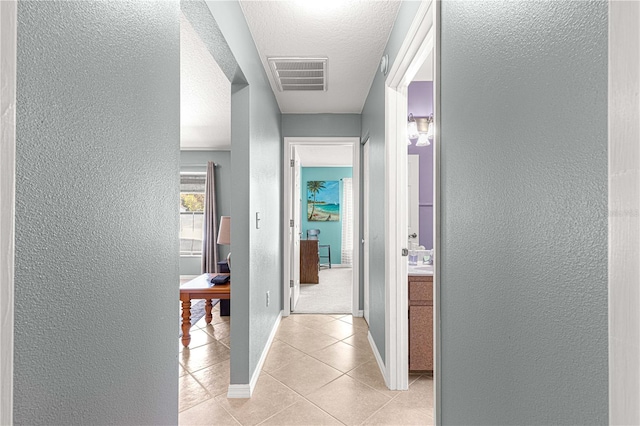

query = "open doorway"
[406,56,435,377]
[283,137,361,317]
[383,0,436,410]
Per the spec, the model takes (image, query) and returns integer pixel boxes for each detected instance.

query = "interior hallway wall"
[282,114,361,138]
[439,1,608,424]
[204,0,283,386]
[14,2,179,423]
[360,0,422,364]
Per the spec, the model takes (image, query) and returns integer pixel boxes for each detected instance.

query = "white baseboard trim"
[355,310,364,317]
[368,331,389,389]
[227,310,283,398]
[226,383,251,399]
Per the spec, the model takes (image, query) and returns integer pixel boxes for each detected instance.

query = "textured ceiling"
[239,0,401,114]
[180,12,231,150]
[180,2,403,150]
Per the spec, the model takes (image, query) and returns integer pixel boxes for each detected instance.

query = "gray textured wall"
[14,2,179,424]
[205,0,283,385]
[180,151,231,276]
[439,1,608,424]
[282,114,361,137]
[361,0,422,365]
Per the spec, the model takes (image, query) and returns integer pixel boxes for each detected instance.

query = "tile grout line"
[276,319,391,398]
[267,350,396,411]
[258,371,348,426]
[180,314,433,425]
[178,368,214,414]
[179,365,243,425]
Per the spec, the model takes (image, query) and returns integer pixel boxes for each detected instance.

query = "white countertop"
[408,263,433,276]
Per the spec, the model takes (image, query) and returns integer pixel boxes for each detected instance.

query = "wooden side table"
[180,273,230,347]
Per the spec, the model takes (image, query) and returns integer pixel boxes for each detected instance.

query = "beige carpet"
[294,267,352,314]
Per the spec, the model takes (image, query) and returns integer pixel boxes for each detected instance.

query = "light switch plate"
[255,212,261,229]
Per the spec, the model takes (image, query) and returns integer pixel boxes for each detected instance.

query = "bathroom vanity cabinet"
[408,275,433,371]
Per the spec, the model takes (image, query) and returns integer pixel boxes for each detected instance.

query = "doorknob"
[409,233,417,239]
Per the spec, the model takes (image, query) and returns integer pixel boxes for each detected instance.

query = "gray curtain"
[201,161,218,273]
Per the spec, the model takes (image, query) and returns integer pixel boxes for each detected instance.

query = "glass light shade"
[415,133,431,146]
[426,122,435,140]
[407,120,419,139]
[217,216,231,245]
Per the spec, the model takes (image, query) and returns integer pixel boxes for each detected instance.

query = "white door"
[407,155,420,247]
[363,141,370,323]
[290,148,302,311]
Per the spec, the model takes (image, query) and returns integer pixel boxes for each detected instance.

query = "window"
[180,173,205,256]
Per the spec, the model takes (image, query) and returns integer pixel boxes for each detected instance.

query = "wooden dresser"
[300,240,319,284]
[408,274,433,371]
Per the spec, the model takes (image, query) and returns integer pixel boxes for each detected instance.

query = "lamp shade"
[426,121,435,140]
[217,216,231,245]
[415,133,431,146]
[407,120,419,139]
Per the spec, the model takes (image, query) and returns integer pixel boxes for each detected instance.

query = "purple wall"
[408,81,434,249]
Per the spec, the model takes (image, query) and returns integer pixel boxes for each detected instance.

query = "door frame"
[283,137,361,317]
[362,138,370,323]
[383,0,435,396]
[0,1,17,424]
[290,148,301,311]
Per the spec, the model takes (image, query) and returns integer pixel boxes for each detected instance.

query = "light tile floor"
[179,305,433,426]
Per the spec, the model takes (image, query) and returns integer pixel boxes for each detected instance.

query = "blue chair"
[306,229,331,269]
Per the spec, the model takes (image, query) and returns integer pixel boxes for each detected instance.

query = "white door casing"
[384,0,434,395]
[407,155,420,247]
[0,2,16,424]
[290,148,301,311]
[283,137,361,317]
[363,140,370,323]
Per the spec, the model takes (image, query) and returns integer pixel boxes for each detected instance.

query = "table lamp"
[217,216,231,270]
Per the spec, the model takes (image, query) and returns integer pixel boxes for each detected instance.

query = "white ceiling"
[180,12,231,150]
[297,144,353,167]
[239,0,401,114]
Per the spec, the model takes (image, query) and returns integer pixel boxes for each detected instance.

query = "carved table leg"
[181,299,192,347]
[205,299,213,324]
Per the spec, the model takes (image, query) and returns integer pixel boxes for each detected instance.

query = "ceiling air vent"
[267,57,327,92]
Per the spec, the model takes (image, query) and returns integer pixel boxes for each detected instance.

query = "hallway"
[179,312,433,425]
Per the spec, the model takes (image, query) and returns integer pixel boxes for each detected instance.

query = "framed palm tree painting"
[307,180,340,221]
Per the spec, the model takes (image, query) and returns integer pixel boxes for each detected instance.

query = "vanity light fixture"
[408,113,434,146]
